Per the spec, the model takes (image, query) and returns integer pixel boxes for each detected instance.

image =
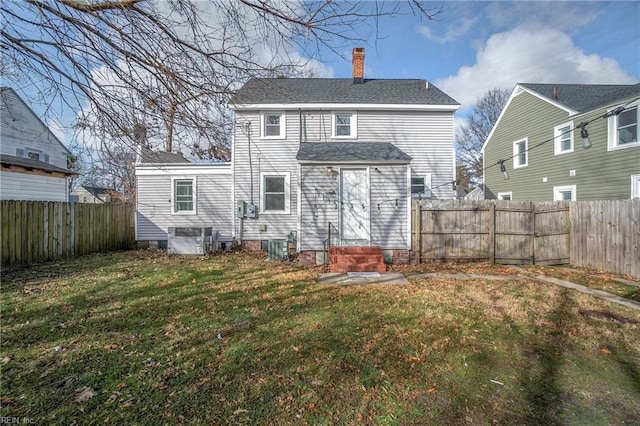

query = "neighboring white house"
[70,186,122,203]
[0,87,75,201]
[135,48,459,263]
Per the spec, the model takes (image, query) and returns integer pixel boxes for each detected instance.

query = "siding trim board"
[231,103,459,112]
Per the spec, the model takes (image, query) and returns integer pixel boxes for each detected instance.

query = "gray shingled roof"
[0,154,76,175]
[231,78,459,106]
[296,142,411,163]
[139,149,191,164]
[519,83,640,113]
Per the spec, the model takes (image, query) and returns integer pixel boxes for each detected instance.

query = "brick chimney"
[352,47,365,84]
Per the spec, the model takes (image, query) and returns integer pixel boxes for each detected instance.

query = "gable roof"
[139,148,191,164]
[0,154,76,175]
[481,82,640,153]
[296,142,412,163]
[230,78,459,109]
[518,83,640,114]
[0,87,71,156]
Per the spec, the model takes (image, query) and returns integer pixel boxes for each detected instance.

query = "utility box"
[246,203,256,218]
[267,240,287,261]
[167,227,216,255]
[236,201,246,218]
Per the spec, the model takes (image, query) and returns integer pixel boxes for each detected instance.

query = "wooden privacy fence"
[412,200,570,266]
[1,201,135,271]
[570,200,640,278]
[412,199,640,277]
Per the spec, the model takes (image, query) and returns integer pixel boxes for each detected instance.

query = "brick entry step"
[329,246,386,273]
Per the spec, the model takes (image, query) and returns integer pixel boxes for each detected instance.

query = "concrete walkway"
[509,266,640,311]
[318,268,640,312]
[318,272,409,285]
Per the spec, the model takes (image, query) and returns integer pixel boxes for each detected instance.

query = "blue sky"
[11,1,640,146]
[314,1,639,112]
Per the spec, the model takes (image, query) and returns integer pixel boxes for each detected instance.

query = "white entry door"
[340,168,369,244]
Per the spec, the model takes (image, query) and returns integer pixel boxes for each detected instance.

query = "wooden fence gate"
[412,200,570,265]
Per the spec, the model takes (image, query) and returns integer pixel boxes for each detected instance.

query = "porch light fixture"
[498,160,509,180]
[325,166,337,179]
[578,122,591,149]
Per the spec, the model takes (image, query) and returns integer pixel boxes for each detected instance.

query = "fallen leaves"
[74,387,97,403]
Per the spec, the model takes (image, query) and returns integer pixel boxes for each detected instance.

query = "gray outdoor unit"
[267,240,287,261]
[167,227,216,255]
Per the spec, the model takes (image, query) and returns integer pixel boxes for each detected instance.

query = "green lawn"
[2,251,639,425]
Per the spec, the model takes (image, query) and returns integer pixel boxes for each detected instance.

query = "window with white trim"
[173,178,196,213]
[608,104,639,150]
[497,192,512,201]
[332,112,357,138]
[410,173,432,198]
[554,122,573,155]
[261,112,285,138]
[261,172,290,214]
[513,138,528,168]
[631,174,640,199]
[553,184,576,201]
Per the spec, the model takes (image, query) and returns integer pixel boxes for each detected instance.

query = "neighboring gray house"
[229,48,459,264]
[0,87,75,201]
[134,48,459,262]
[482,83,640,201]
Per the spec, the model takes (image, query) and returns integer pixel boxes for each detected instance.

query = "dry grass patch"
[2,251,639,425]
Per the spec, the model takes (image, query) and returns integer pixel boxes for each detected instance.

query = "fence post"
[531,202,536,265]
[412,201,422,264]
[489,202,496,264]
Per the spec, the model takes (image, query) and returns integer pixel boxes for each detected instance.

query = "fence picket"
[1,201,135,271]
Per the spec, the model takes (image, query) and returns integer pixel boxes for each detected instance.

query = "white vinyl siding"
[553,185,576,201]
[232,108,455,245]
[232,111,298,241]
[0,89,71,170]
[298,164,408,251]
[135,165,233,242]
[608,104,639,150]
[0,170,69,201]
[554,122,573,155]
[513,138,528,168]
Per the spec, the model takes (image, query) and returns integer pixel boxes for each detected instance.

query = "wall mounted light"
[325,166,338,179]
[498,160,509,180]
[577,122,591,149]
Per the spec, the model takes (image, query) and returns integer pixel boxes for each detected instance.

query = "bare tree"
[456,88,510,189]
[1,0,443,162]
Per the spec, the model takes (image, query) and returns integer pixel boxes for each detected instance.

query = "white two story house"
[229,47,459,264]
[135,48,459,264]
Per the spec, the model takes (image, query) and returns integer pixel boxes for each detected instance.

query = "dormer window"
[261,112,285,139]
[332,112,357,138]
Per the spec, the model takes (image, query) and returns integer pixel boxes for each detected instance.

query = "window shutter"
[16,148,24,157]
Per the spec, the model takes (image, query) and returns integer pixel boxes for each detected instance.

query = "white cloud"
[436,25,636,109]
[416,17,479,44]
